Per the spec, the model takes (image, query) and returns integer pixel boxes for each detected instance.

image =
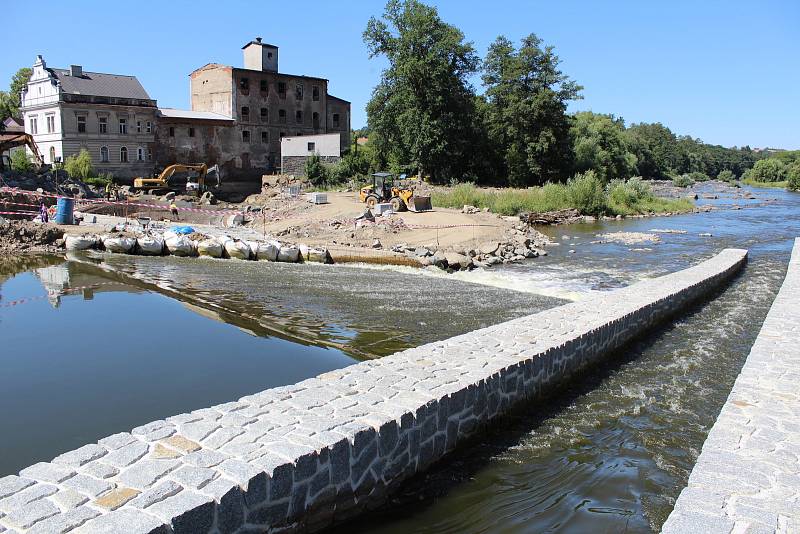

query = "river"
[0,183,797,532]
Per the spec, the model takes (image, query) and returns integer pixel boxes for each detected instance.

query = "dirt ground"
[247,191,520,251]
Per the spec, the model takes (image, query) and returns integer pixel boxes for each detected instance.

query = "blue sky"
[5,0,798,149]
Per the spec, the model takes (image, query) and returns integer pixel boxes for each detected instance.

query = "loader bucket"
[407,195,432,212]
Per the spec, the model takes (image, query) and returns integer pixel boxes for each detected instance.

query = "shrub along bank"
[432,174,694,217]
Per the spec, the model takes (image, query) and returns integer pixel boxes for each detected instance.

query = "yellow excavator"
[132,163,219,195]
[358,172,432,212]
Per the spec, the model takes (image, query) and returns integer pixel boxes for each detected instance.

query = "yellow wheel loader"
[358,172,432,212]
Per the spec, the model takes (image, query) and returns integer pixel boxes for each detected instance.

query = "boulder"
[480,241,500,255]
[444,252,472,270]
[431,251,448,269]
[200,191,217,205]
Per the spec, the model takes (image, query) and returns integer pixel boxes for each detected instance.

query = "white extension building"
[280,132,341,176]
[20,55,157,178]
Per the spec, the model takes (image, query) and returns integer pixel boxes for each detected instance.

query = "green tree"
[481,34,582,186]
[64,149,93,180]
[0,68,33,130]
[786,163,800,192]
[304,153,329,186]
[717,169,735,182]
[626,122,683,178]
[10,149,33,173]
[567,170,606,215]
[746,158,787,182]
[364,0,481,182]
[571,111,637,182]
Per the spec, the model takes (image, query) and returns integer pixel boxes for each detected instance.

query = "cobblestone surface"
[662,240,800,534]
[0,249,747,533]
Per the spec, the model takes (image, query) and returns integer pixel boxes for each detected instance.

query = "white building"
[20,55,157,178]
[280,133,341,175]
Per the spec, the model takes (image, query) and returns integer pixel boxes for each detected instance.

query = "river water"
[1,183,797,532]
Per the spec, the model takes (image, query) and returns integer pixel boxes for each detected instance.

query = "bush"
[688,171,710,182]
[567,171,606,216]
[672,174,695,188]
[10,149,33,173]
[64,149,93,180]
[304,153,329,186]
[747,158,787,183]
[787,164,800,192]
[717,169,735,183]
[83,173,113,187]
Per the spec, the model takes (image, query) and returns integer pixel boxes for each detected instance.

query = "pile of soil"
[0,217,64,253]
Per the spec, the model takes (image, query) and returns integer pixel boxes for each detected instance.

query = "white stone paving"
[662,239,800,534]
[0,249,748,534]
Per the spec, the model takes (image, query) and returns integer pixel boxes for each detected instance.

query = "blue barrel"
[54,197,74,224]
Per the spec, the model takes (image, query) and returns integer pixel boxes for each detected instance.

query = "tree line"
[357,0,761,186]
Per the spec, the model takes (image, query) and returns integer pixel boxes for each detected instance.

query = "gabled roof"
[50,68,152,100]
[327,94,351,104]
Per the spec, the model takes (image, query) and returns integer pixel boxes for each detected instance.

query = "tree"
[304,153,329,186]
[745,158,787,182]
[364,0,481,182]
[64,149,93,180]
[0,68,32,131]
[482,34,581,186]
[626,122,682,178]
[717,169,735,183]
[570,111,637,182]
[10,149,33,173]
[785,163,800,191]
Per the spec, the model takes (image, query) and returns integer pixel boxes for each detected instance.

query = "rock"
[485,255,502,266]
[226,213,244,226]
[419,256,433,267]
[479,241,500,255]
[569,249,576,254]
[698,232,713,237]
[371,239,382,249]
[462,205,480,214]
[200,191,217,205]
[415,247,431,257]
[443,252,472,270]
[163,192,176,201]
[561,235,570,240]
[431,251,448,269]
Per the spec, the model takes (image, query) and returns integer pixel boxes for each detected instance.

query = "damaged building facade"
[20,38,350,186]
[155,38,351,186]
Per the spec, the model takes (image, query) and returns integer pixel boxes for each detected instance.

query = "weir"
[662,239,800,533]
[0,248,747,533]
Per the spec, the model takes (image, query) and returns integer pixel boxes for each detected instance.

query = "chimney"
[70,65,83,77]
[242,38,278,72]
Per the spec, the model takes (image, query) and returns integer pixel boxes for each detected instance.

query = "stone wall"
[0,249,747,534]
[661,239,799,534]
[281,155,340,177]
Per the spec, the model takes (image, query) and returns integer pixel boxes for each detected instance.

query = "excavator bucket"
[406,195,432,212]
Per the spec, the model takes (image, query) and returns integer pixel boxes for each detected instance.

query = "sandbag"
[65,234,97,251]
[136,235,164,255]
[165,235,195,257]
[306,247,331,264]
[254,241,280,261]
[277,245,300,263]
[197,239,223,258]
[224,239,251,260]
[102,235,136,253]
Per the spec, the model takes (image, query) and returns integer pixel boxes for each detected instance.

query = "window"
[332,113,340,128]
[295,110,303,124]
[119,118,127,134]
[146,148,152,161]
[242,130,250,143]
[261,131,268,144]
[312,86,319,101]
[239,77,249,92]
[307,142,315,152]
[29,117,38,134]
[241,106,249,121]
[146,121,152,133]
[260,80,268,93]
[295,84,303,101]
[267,51,273,59]
[46,115,55,133]
[99,116,107,133]
[312,111,320,129]
[169,126,175,137]
[136,121,142,133]
[137,147,144,161]
[260,108,267,121]
[100,146,109,162]
[49,146,56,162]
[189,127,195,137]
[278,109,286,124]
[278,82,286,98]
[120,146,128,163]
[77,116,86,133]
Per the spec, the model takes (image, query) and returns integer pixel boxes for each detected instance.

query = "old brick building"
[157,38,351,185]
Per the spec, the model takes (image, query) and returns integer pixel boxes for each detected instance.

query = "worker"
[39,202,48,223]
[170,200,180,221]
[105,180,112,200]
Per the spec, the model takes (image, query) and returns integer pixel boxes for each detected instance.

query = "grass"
[740,177,788,189]
[432,178,694,217]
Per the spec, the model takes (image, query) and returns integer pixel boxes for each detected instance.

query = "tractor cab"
[358,172,432,213]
